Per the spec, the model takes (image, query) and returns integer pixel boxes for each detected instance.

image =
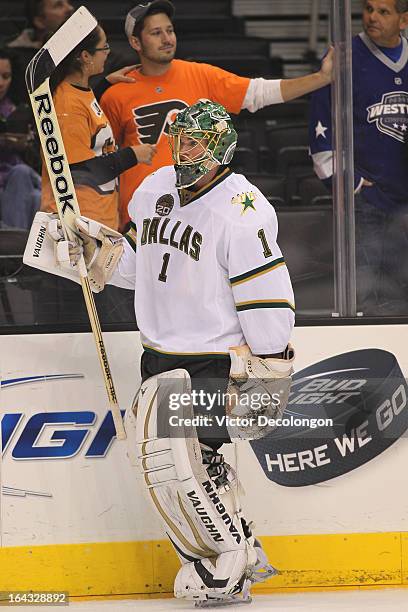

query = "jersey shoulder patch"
[223,173,275,226]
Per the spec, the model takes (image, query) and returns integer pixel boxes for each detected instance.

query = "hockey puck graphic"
[251,349,408,486]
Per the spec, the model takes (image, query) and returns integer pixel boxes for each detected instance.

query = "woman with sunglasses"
[40,25,156,231]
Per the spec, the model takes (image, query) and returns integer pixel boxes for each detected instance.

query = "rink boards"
[1,326,408,595]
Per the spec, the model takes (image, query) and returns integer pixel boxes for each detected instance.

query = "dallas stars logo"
[232,191,257,214]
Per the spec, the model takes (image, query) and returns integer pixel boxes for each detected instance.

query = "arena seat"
[0,17,24,40]
[177,35,270,58]
[82,0,243,36]
[187,55,273,78]
[311,195,333,207]
[297,175,331,205]
[0,228,30,325]
[262,124,309,170]
[276,205,334,315]
[230,147,259,173]
[246,173,287,205]
[176,16,245,35]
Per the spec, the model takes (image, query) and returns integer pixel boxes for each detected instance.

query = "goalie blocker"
[24,211,124,293]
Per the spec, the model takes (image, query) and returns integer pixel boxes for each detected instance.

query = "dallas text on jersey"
[141,216,202,261]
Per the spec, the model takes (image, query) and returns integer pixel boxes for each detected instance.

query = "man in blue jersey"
[309,0,408,315]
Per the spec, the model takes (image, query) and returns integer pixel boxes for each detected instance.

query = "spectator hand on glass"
[319,46,334,85]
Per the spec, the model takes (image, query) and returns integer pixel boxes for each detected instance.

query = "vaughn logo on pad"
[251,349,408,486]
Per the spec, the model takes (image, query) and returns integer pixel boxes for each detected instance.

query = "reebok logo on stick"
[33,92,75,216]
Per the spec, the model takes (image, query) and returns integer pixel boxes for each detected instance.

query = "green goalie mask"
[169,100,237,189]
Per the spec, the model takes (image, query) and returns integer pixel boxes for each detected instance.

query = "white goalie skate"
[193,449,278,607]
[191,536,278,608]
[178,445,278,608]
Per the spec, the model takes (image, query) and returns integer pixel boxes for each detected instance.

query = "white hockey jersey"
[109,165,295,357]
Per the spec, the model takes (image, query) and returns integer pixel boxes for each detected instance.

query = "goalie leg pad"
[124,369,277,602]
[128,370,246,558]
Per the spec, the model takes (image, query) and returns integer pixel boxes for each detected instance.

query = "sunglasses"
[94,43,110,52]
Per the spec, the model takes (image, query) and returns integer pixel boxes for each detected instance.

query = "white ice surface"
[16,588,408,611]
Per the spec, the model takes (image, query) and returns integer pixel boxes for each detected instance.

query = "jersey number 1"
[158,253,170,282]
[257,229,272,258]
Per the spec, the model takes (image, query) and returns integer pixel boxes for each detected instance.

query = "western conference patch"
[251,349,408,486]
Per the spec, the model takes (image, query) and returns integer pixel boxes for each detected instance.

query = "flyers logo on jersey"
[133,100,188,144]
[232,191,257,214]
[367,91,408,143]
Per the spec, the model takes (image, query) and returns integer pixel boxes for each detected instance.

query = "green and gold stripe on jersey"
[230,257,286,287]
[142,344,229,360]
[124,221,137,251]
[236,299,295,313]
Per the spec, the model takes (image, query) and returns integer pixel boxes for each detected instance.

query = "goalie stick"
[25,6,126,440]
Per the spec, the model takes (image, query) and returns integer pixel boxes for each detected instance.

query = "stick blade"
[25,6,97,93]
